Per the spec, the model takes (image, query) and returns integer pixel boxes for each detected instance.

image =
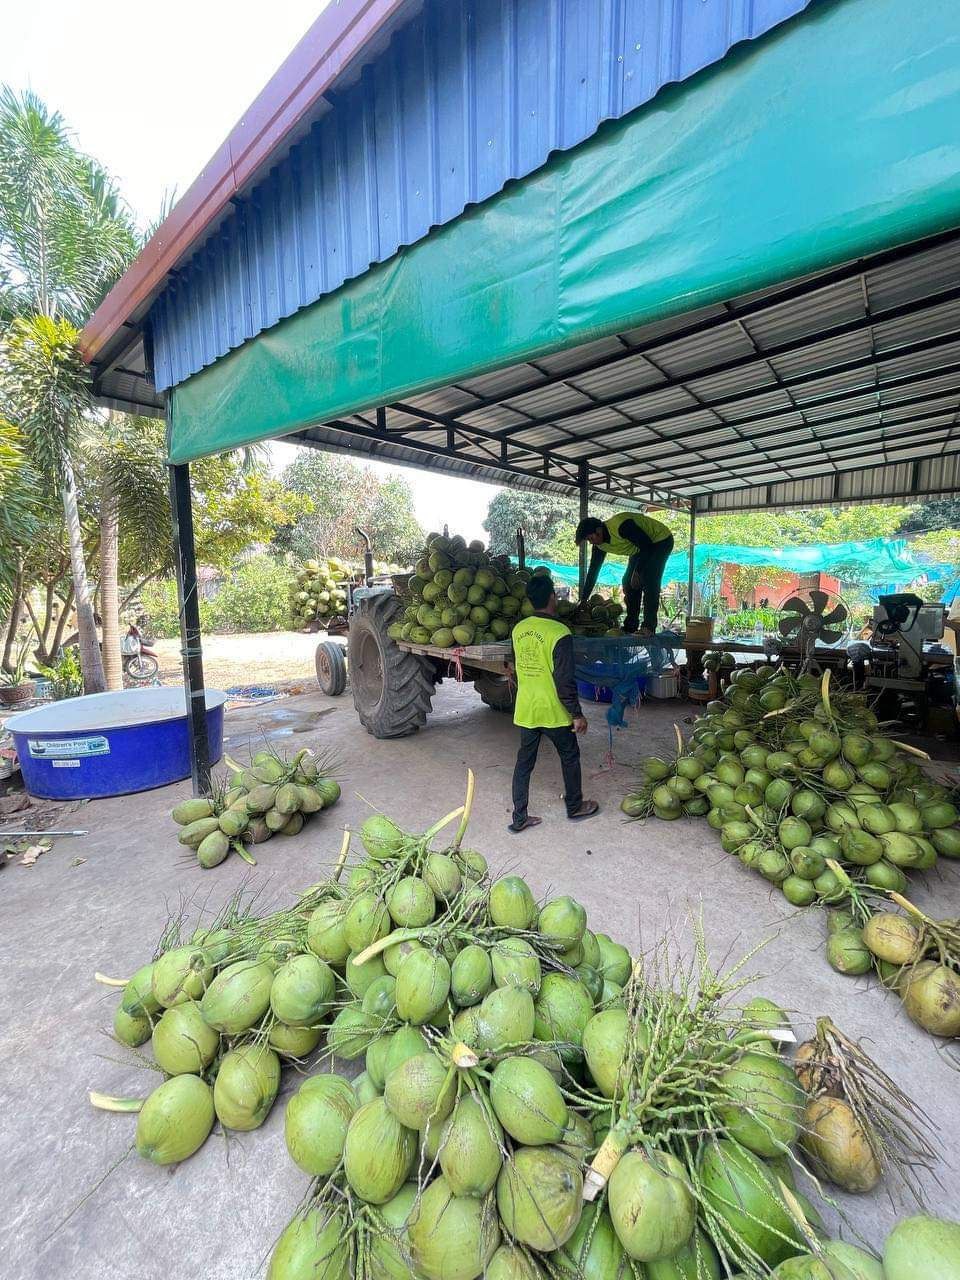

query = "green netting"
[169,0,960,463]
[526,539,933,591]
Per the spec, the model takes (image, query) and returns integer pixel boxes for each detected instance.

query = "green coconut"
[557,1108,595,1162]
[497,1146,583,1251]
[800,1096,881,1194]
[384,936,424,972]
[596,934,632,986]
[718,1052,802,1156]
[120,962,161,1018]
[343,893,391,952]
[328,1004,380,1059]
[932,826,960,859]
[266,1207,349,1280]
[553,1201,625,1280]
[200,959,274,1034]
[826,930,873,976]
[366,1182,418,1280]
[485,1244,542,1280]
[384,1025,428,1077]
[353,1072,381,1106]
[533,972,594,1061]
[538,896,587,948]
[365,1028,395,1090]
[306,901,351,965]
[699,1139,804,1268]
[135,1074,215,1165]
[861,913,923,966]
[269,1022,323,1058]
[582,1007,630,1099]
[473,986,535,1053]
[344,947,388,999]
[113,1004,152,1047]
[864,859,908,892]
[884,1214,960,1280]
[490,937,542,994]
[270,954,336,1026]
[214,1042,281,1131]
[408,1176,501,1280]
[489,875,537,929]
[151,944,215,1008]
[439,1092,504,1196]
[284,1073,357,1176]
[360,814,407,861]
[423,851,462,901]
[384,1051,456,1131]
[820,1240,884,1280]
[362,974,397,1023]
[344,1097,417,1205]
[451,945,494,1006]
[489,1055,567,1144]
[386,875,436,927]
[646,1229,723,1280]
[395,948,451,1024]
[840,828,883,866]
[901,963,960,1037]
[152,1001,220,1075]
[608,1148,695,1261]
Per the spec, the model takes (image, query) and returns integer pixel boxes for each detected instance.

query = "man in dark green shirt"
[575,510,674,636]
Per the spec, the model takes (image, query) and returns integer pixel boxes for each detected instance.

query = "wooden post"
[169,461,211,794]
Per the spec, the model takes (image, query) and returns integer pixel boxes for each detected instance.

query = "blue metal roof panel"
[151,0,813,392]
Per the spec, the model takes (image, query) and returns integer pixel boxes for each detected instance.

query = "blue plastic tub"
[7,688,226,800]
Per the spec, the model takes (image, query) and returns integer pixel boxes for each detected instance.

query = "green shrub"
[139,580,183,638]
[207,556,289,633]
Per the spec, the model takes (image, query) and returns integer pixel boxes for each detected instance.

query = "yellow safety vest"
[512,616,573,729]
[599,511,671,555]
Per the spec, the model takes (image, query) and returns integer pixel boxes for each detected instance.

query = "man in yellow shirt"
[575,510,674,636]
[509,575,599,833]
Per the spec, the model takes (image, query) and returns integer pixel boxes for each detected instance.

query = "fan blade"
[809,589,829,614]
[822,603,848,626]
[780,596,809,617]
[819,629,844,644]
[778,618,801,638]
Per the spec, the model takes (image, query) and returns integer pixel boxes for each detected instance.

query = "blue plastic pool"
[7,688,226,800]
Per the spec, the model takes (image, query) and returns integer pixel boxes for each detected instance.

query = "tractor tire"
[474,672,516,712]
[348,592,434,737]
[315,640,347,696]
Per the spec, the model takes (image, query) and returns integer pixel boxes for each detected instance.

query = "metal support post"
[169,461,211,794]
[687,506,697,618]
[578,461,589,597]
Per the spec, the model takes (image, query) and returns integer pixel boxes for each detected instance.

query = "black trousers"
[512,725,583,824]
[623,535,674,632]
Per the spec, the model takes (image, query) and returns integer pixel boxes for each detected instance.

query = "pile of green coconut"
[94,775,959,1279]
[169,747,341,868]
[289,557,350,629]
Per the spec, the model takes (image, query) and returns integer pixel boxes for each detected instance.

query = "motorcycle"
[121,624,160,683]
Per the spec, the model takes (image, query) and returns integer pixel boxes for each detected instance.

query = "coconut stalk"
[795,1017,940,1206]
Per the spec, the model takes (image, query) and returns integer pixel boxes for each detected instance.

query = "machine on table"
[850,593,954,727]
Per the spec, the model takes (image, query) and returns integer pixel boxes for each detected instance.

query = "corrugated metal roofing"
[149,0,813,392]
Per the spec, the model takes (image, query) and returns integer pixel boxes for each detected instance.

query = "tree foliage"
[899,499,960,532]
[275,450,424,564]
[483,490,615,558]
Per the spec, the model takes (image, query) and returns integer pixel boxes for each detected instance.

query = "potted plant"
[0,641,36,707]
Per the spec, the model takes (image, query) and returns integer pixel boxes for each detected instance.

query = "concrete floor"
[1,682,958,1279]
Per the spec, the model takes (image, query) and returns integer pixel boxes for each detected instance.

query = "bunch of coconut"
[623,667,959,914]
[289,557,349,629]
[170,748,341,868]
[555,591,625,637]
[389,531,530,648]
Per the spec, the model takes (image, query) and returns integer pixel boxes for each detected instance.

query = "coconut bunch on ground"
[289,558,350,629]
[93,776,955,1279]
[170,747,341,868]
[391,531,530,648]
[623,667,958,914]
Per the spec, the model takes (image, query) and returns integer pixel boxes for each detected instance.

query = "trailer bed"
[396,640,512,676]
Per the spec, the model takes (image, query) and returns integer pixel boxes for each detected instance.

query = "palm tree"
[0,87,137,693]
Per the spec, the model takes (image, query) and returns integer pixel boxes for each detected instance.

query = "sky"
[3,0,500,542]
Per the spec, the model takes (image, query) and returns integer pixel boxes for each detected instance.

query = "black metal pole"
[687,506,697,618]
[578,461,589,597]
[169,461,211,794]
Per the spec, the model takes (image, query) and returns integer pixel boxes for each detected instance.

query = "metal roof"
[85,0,814,405]
[281,229,960,511]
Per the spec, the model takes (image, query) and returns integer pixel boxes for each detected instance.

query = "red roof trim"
[80,0,409,365]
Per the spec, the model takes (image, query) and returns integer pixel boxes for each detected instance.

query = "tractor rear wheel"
[473,671,516,712]
[348,593,434,737]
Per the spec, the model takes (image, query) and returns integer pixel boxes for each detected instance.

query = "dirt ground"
[1,682,959,1279]
[154,630,324,691]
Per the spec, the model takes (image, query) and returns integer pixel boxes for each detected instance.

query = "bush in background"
[140,556,289,637]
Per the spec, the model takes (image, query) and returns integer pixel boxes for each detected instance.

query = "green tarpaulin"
[169,0,960,462]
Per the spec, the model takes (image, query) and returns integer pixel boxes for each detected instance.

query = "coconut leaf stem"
[89,1091,144,1113]
[452,768,475,850]
[94,972,129,987]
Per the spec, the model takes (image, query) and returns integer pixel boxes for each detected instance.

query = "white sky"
[3,0,501,542]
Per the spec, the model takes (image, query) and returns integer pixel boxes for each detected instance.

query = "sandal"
[568,801,600,821]
[508,816,542,833]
